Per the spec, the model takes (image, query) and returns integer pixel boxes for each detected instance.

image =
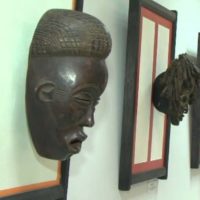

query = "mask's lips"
[65,131,87,154]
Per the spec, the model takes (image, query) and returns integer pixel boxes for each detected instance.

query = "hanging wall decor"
[119,0,177,190]
[153,53,200,126]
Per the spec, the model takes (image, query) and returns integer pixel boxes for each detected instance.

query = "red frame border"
[132,7,173,174]
[0,163,61,198]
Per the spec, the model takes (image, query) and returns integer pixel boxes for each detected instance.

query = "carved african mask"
[26,10,111,160]
[153,54,200,125]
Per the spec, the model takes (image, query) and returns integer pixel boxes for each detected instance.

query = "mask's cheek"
[55,103,88,130]
[69,103,89,123]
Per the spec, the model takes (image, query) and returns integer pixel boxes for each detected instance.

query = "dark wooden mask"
[26,9,111,160]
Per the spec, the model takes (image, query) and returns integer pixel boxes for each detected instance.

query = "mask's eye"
[73,93,91,106]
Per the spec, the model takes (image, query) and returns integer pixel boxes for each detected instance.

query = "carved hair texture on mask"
[30,9,112,58]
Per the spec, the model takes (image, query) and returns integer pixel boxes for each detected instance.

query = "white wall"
[68,0,200,200]
[0,0,73,194]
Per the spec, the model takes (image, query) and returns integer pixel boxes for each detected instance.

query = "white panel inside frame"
[132,7,173,174]
[134,17,155,164]
[151,25,170,161]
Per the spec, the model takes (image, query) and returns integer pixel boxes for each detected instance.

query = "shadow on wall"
[120,180,159,200]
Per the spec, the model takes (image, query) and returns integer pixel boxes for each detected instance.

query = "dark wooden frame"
[119,0,177,190]
[0,1,84,199]
[191,33,200,169]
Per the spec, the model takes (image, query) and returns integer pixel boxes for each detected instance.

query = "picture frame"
[73,0,84,11]
[0,1,84,199]
[119,0,177,190]
[191,33,200,169]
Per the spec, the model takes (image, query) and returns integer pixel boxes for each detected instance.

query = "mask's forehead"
[29,56,108,94]
[68,58,108,92]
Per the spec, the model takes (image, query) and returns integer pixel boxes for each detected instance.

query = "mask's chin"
[65,137,83,154]
[170,111,184,126]
[170,116,181,126]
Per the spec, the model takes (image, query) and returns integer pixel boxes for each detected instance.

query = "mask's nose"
[80,107,95,127]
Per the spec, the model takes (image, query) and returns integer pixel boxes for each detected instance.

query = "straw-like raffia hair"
[160,54,200,105]
[159,53,200,124]
[30,9,112,59]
